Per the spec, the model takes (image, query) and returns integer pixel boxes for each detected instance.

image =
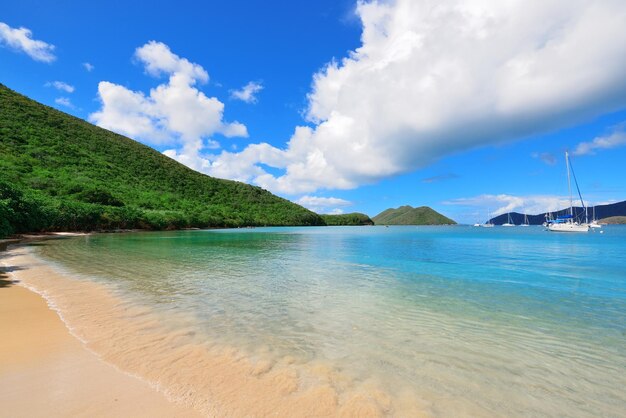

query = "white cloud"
[573,124,626,155]
[135,41,208,82]
[201,0,626,195]
[231,81,263,103]
[54,97,74,109]
[83,62,94,72]
[296,195,352,214]
[593,199,618,206]
[329,208,346,215]
[0,22,55,62]
[89,41,247,156]
[444,194,575,217]
[46,81,74,93]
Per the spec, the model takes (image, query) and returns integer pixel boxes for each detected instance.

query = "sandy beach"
[0,243,410,417]
[0,251,200,418]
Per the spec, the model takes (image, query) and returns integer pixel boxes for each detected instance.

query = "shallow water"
[23,226,626,416]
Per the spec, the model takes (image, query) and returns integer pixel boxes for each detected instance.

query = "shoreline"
[1,227,624,417]
[0,246,201,417]
[0,243,415,417]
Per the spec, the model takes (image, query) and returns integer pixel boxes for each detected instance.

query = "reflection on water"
[21,226,626,417]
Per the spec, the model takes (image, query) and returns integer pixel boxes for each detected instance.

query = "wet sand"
[0,264,200,417]
[0,245,422,417]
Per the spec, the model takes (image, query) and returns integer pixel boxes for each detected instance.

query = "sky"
[2,0,626,223]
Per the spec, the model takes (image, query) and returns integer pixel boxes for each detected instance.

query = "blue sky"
[2,0,626,223]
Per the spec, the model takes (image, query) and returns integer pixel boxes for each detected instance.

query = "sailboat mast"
[566,151,573,216]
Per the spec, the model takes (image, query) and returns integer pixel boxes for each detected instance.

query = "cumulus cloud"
[199,0,626,195]
[572,123,626,155]
[135,41,208,82]
[296,195,352,214]
[444,194,575,217]
[89,41,247,156]
[0,22,55,62]
[83,62,94,72]
[231,81,263,103]
[46,81,74,93]
[54,97,75,109]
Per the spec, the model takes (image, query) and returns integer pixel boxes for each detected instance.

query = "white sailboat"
[502,213,515,227]
[543,212,554,227]
[547,151,589,233]
[481,210,495,227]
[520,213,530,227]
[589,205,602,228]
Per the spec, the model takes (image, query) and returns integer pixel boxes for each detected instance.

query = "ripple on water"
[15,226,626,417]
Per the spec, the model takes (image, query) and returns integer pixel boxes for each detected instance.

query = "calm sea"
[31,226,626,417]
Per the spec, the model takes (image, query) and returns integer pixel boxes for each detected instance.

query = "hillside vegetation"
[599,216,626,224]
[373,206,456,225]
[0,84,324,237]
[321,213,374,226]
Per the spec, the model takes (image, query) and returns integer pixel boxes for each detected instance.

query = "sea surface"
[27,226,626,417]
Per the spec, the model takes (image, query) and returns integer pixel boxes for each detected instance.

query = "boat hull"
[547,223,589,232]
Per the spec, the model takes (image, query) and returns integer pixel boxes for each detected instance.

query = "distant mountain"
[373,206,456,225]
[489,200,626,225]
[0,84,324,237]
[320,213,374,226]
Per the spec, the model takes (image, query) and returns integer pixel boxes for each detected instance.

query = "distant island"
[373,205,456,225]
[0,84,327,238]
[321,213,374,226]
[489,201,626,225]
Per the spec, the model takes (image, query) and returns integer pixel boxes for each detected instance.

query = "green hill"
[0,84,324,237]
[373,205,456,225]
[320,213,374,226]
[599,216,626,224]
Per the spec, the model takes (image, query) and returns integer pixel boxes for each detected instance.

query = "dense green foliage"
[320,213,374,226]
[0,181,47,237]
[373,205,456,225]
[0,84,324,237]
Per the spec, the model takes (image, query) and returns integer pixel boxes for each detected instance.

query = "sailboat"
[589,205,602,228]
[547,151,589,232]
[502,213,515,227]
[543,212,554,227]
[481,210,495,227]
[520,213,530,227]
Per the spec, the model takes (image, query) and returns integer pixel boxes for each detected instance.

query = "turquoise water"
[34,226,626,417]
